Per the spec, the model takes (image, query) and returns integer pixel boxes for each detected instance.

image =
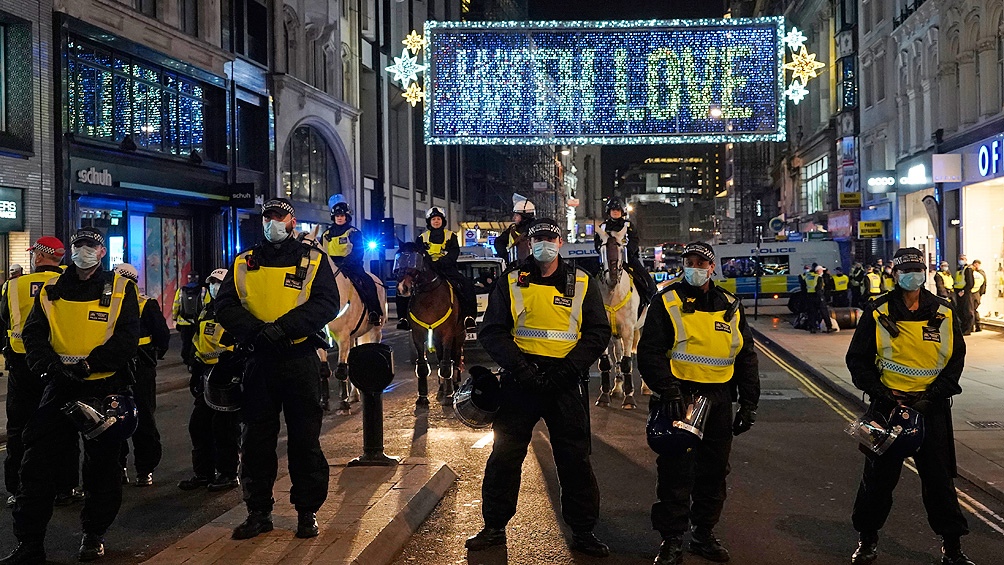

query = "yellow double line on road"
[755,339,1004,536]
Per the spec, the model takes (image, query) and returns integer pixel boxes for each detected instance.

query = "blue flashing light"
[367,240,379,250]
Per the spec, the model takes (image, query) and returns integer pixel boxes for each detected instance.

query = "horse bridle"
[601,239,624,285]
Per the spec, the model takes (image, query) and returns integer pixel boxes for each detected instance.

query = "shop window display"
[963,183,1004,322]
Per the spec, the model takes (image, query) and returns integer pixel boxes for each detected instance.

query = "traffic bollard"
[346,343,400,466]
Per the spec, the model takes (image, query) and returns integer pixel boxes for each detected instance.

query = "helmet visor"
[393,252,424,275]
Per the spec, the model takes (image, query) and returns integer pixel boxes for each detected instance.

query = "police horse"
[394,242,464,406]
[595,229,646,409]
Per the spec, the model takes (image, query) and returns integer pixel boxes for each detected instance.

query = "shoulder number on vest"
[922,327,941,343]
[714,320,732,333]
[88,311,109,322]
[553,296,572,307]
[284,273,304,290]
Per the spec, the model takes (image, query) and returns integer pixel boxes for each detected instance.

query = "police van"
[457,246,505,323]
[713,241,841,299]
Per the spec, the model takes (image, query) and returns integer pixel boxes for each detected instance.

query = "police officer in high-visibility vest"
[215,198,340,541]
[935,261,955,304]
[321,201,381,326]
[953,255,975,335]
[638,241,760,565]
[970,260,987,332]
[880,265,895,293]
[113,264,170,487]
[804,265,823,333]
[593,197,659,307]
[0,237,81,508]
[173,271,208,366]
[178,269,241,493]
[468,218,611,557]
[850,262,866,307]
[865,266,883,299]
[845,247,974,565]
[494,194,535,266]
[831,267,850,307]
[0,227,140,564]
[417,206,477,332]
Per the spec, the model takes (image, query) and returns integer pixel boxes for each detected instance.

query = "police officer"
[494,194,535,265]
[418,206,477,332]
[173,271,207,366]
[179,269,241,492]
[637,241,760,565]
[970,260,987,332]
[935,261,955,304]
[831,267,850,307]
[0,237,81,508]
[468,218,612,557]
[114,263,170,486]
[880,265,895,293]
[850,262,865,307]
[0,227,140,564]
[865,266,883,299]
[803,265,822,333]
[594,198,659,307]
[953,255,975,335]
[215,198,340,541]
[322,201,381,326]
[845,247,974,565]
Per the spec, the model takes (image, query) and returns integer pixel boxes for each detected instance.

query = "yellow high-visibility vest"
[233,246,323,343]
[420,229,455,261]
[866,273,882,294]
[6,269,62,354]
[954,267,968,290]
[805,273,819,293]
[326,227,357,258]
[873,300,953,392]
[972,270,985,293]
[507,268,588,358]
[937,271,953,293]
[194,308,232,365]
[661,289,743,384]
[832,274,849,292]
[882,275,895,292]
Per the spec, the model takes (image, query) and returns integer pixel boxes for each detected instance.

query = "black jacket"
[637,281,760,407]
[324,224,364,267]
[215,235,340,350]
[22,265,140,376]
[141,297,171,352]
[494,222,531,260]
[593,218,640,259]
[846,288,965,399]
[418,228,460,265]
[478,258,611,376]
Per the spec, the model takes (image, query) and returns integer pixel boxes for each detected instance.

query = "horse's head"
[394,241,430,297]
[599,231,627,286]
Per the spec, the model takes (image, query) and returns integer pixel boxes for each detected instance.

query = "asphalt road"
[0,329,1001,564]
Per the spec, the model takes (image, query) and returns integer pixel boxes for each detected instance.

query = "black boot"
[570,531,609,558]
[851,532,879,565]
[78,533,105,562]
[465,527,506,551]
[0,542,45,565]
[207,475,239,492]
[231,511,273,540]
[690,528,730,562]
[296,512,319,539]
[54,488,85,506]
[464,316,477,332]
[397,318,411,330]
[134,472,153,487]
[654,537,684,565]
[368,311,382,326]
[178,476,211,491]
[942,537,976,565]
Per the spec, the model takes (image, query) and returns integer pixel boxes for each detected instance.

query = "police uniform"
[322,215,381,323]
[637,242,759,564]
[120,286,170,484]
[173,279,208,365]
[832,271,850,307]
[0,247,79,505]
[494,221,531,266]
[953,261,975,335]
[6,228,140,562]
[865,269,883,298]
[593,216,659,305]
[417,209,477,327]
[970,265,986,332]
[215,198,340,539]
[181,298,241,490]
[846,248,973,565]
[850,264,865,307]
[472,219,611,555]
[935,266,955,303]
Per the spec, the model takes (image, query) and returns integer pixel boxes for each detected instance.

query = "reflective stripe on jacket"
[661,289,743,384]
[874,301,953,392]
[507,269,587,358]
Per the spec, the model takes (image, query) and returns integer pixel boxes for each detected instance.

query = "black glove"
[661,381,686,422]
[867,385,897,404]
[47,361,83,383]
[189,371,203,398]
[543,364,580,388]
[253,323,290,353]
[733,404,757,436]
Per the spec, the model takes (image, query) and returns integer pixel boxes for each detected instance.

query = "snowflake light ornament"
[386,49,427,87]
[785,80,809,104]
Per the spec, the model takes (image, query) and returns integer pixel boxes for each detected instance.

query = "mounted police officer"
[417,206,477,332]
[594,197,658,308]
[468,218,612,557]
[178,269,240,493]
[114,263,170,487]
[0,237,80,508]
[322,201,382,326]
[1,227,140,564]
[215,198,340,541]
[845,247,974,565]
[494,193,535,266]
[637,241,760,565]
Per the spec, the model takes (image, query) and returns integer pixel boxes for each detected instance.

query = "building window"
[836,0,856,31]
[875,53,885,101]
[180,0,198,37]
[281,125,341,205]
[0,13,34,155]
[136,0,156,18]
[66,38,218,159]
[233,0,268,65]
[800,156,829,215]
[837,56,857,112]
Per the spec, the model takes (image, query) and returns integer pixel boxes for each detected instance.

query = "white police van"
[712,241,841,299]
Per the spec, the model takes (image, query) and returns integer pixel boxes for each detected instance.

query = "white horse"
[595,228,647,409]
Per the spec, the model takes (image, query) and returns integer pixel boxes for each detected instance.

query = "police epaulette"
[44,284,59,301]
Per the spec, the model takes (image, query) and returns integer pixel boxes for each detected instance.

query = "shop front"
[948,131,1004,324]
[894,153,937,265]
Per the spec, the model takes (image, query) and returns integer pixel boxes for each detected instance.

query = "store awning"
[459,221,510,231]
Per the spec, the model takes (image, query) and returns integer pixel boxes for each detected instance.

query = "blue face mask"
[684,267,711,287]
[532,240,559,263]
[264,219,289,243]
[897,271,926,291]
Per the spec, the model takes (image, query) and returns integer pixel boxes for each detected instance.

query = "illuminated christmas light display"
[783,27,807,50]
[784,80,809,104]
[386,49,426,87]
[781,27,824,105]
[784,46,825,85]
[403,30,426,55]
[403,82,426,107]
[422,18,787,145]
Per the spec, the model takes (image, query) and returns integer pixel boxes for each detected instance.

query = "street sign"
[464,229,477,246]
[807,232,828,240]
[858,221,884,238]
[838,192,862,209]
[786,232,804,242]
[768,217,785,232]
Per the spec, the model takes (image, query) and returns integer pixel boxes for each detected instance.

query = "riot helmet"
[62,394,139,441]
[453,366,501,429]
[203,351,247,412]
[846,404,925,459]
[647,396,709,456]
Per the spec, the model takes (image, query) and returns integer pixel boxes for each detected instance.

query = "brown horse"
[394,242,465,406]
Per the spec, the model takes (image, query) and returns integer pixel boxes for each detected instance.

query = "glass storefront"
[899,188,936,264]
[962,178,1004,321]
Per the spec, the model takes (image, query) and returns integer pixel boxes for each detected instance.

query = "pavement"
[749,313,1004,503]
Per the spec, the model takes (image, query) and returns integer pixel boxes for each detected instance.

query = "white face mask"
[532,240,559,263]
[71,246,101,269]
[209,282,221,299]
[684,266,711,287]
[264,219,289,242]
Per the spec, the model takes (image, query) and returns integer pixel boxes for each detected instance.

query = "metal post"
[348,391,399,466]
[347,343,399,467]
[754,236,762,320]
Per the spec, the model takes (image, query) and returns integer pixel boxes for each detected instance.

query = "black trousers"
[188,363,241,479]
[852,402,969,538]
[435,264,478,319]
[14,376,128,542]
[120,359,161,474]
[336,261,382,315]
[178,324,197,365]
[482,377,600,532]
[241,353,328,514]
[627,257,658,303]
[832,291,850,308]
[972,294,982,330]
[652,399,733,537]
[955,291,974,333]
